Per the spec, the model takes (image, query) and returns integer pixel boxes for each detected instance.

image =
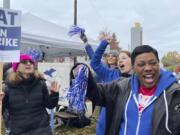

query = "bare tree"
[110,32,121,51]
[98,28,121,51]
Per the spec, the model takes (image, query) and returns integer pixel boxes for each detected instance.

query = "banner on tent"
[0,8,21,62]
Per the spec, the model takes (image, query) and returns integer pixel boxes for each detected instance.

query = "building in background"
[131,22,143,51]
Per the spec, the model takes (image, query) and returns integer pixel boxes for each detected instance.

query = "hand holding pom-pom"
[80,32,88,44]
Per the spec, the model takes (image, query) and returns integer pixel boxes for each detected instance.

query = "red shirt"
[138,86,157,114]
[139,86,157,96]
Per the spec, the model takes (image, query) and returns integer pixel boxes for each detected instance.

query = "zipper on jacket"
[136,113,142,135]
[133,94,157,135]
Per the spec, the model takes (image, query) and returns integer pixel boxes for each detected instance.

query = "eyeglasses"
[20,60,34,65]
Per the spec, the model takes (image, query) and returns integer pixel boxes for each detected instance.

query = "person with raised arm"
[73,45,180,135]
[0,54,60,135]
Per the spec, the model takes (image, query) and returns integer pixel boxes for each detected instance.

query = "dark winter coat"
[86,77,180,135]
[3,75,59,135]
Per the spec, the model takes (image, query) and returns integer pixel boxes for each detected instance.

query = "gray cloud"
[6,0,180,59]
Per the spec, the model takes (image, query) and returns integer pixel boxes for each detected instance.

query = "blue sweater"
[85,45,94,59]
[90,40,121,135]
[85,44,102,82]
[119,69,178,135]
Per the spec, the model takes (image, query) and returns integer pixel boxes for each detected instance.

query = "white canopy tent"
[20,13,98,59]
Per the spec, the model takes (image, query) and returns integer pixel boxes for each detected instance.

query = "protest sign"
[0,8,21,62]
[0,8,21,134]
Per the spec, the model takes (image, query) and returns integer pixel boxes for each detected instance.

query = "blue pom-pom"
[66,65,89,115]
[24,48,42,62]
[68,25,85,37]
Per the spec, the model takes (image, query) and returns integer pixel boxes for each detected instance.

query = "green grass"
[54,120,97,135]
[1,120,97,135]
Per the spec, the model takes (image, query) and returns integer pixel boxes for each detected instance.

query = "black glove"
[80,32,88,43]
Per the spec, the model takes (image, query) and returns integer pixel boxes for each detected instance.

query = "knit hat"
[107,50,119,58]
[12,54,35,72]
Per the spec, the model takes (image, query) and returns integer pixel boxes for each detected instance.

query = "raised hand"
[80,32,88,45]
[104,36,113,44]
[48,81,60,95]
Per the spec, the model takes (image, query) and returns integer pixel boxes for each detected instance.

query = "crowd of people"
[73,31,180,135]
[0,29,180,135]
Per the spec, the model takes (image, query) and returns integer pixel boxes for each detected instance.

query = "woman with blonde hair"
[103,50,119,68]
[0,54,60,135]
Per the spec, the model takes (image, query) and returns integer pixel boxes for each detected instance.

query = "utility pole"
[74,0,77,25]
[73,0,77,64]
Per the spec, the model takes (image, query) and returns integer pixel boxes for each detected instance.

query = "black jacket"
[3,76,59,135]
[86,77,180,135]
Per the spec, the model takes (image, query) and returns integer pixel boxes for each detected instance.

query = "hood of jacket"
[131,68,178,97]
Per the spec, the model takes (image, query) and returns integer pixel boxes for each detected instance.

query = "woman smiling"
[0,54,60,135]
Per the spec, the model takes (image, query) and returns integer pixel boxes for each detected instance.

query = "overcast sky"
[1,0,180,59]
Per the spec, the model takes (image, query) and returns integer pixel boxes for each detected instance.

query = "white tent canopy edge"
[21,12,99,59]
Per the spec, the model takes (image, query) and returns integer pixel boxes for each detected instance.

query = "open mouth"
[143,74,155,84]
[119,64,125,70]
